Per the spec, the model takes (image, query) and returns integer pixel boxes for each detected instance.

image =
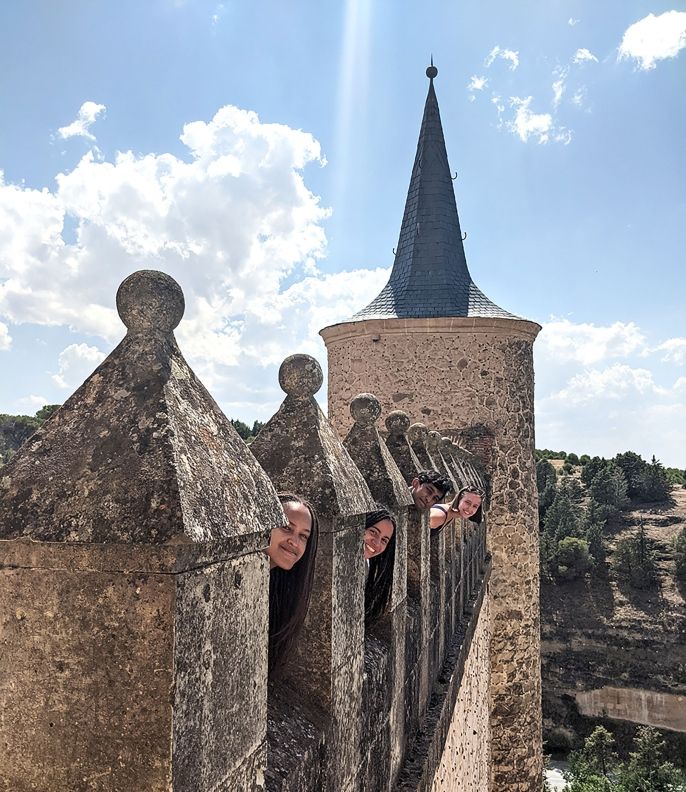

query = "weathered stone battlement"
[0,272,493,792]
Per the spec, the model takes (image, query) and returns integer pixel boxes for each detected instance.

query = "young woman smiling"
[266,493,319,674]
[363,506,397,626]
[430,486,484,531]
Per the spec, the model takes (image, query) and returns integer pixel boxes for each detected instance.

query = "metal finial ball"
[350,393,381,426]
[426,65,438,79]
[385,410,410,436]
[278,354,323,398]
[116,270,185,334]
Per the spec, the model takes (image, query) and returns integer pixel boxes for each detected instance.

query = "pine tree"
[614,451,647,498]
[543,492,579,541]
[615,521,659,589]
[637,456,672,504]
[582,499,607,562]
[589,465,629,518]
[555,537,593,581]
[618,726,686,791]
[565,726,617,791]
[674,526,686,586]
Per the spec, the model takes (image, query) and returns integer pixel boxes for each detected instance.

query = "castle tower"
[320,64,543,790]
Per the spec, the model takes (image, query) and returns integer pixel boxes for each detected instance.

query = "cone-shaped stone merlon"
[343,394,413,510]
[407,422,436,472]
[350,64,518,322]
[250,354,376,519]
[427,430,458,489]
[384,410,422,484]
[0,270,283,548]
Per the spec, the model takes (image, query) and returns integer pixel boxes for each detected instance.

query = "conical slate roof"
[353,64,519,321]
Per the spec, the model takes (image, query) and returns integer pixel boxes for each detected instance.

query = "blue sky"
[1,1,684,465]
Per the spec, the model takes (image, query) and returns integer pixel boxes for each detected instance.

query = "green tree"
[614,451,647,499]
[34,404,61,423]
[251,420,265,437]
[674,526,686,586]
[537,457,557,492]
[580,454,591,465]
[543,492,579,541]
[230,418,252,441]
[582,499,607,562]
[617,726,686,791]
[637,456,672,504]
[615,522,659,589]
[589,465,629,518]
[539,531,557,583]
[537,458,558,524]
[567,452,580,465]
[554,536,594,581]
[560,476,584,503]
[665,467,686,487]
[581,456,609,487]
[565,726,617,791]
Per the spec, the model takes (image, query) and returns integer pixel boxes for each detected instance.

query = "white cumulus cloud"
[52,343,107,389]
[552,67,569,108]
[468,75,488,92]
[538,318,647,365]
[550,364,657,405]
[15,394,49,411]
[573,48,599,64]
[507,97,572,145]
[57,101,107,141]
[619,10,686,70]
[0,320,11,350]
[485,46,520,71]
[0,103,390,419]
[655,337,686,365]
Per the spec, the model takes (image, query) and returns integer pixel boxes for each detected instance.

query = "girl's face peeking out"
[267,501,313,570]
[363,518,395,561]
[457,491,482,520]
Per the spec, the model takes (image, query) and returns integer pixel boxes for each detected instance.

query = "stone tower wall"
[322,315,543,790]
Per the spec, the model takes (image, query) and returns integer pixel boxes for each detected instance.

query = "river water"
[545,759,570,790]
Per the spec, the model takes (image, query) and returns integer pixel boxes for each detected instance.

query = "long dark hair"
[364,506,397,626]
[269,493,319,676]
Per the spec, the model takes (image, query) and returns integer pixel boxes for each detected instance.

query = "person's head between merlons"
[409,470,452,510]
[363,505,397,626]
[455,486,484,524]
[265,493,319,676]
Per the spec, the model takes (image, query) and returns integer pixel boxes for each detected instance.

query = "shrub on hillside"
[566,452,580,465]
[554,537,593,581]
[665,467,686,487]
